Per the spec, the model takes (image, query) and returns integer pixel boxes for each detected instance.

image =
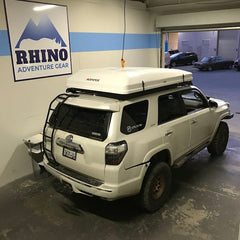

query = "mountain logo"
[15,15,66,48]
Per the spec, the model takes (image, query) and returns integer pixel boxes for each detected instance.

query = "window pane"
[158,94,186,124]
[49,104,112,141]
[181,90,206,113]
[121,101,148,134]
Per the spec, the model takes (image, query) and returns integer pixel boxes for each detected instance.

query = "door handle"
[165,130,173,136]
[191,119,197,125]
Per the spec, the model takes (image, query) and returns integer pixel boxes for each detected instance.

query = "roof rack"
[66,80,192,100]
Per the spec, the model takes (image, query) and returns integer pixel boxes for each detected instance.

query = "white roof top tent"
[66,67,193,99]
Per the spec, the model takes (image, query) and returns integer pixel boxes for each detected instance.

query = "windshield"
[170,52,181,59]
[49,103,112,141]
[201,57,211,63]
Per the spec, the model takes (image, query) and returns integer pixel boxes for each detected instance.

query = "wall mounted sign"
[4,0,72,82]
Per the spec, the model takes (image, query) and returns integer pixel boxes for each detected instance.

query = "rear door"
[49,103,112,181]
[212,57,222,69]
[158,92,190,160]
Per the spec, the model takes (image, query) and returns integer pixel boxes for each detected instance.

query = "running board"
[173,142,209,168]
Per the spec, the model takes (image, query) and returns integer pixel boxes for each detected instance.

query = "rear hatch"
[45,95,118,182]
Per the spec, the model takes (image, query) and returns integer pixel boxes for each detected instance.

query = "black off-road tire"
[140,162,172,213]
[207,121,229,156]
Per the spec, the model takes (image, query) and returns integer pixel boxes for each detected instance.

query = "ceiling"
[144,0,240,15]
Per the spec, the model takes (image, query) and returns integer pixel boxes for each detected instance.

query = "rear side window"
[158,93,186,124]
[49,104,112,141]
[121,100,148,134]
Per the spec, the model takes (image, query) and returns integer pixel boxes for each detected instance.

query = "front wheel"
[140,162,172,212]
[207,121,229,156]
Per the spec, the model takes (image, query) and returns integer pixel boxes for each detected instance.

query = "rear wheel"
[207,121,229,156]
[208,66,213,71]
[140,162,172,212]
[171,62,176,67]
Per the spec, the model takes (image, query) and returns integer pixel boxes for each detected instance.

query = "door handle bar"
[165,130,173,136]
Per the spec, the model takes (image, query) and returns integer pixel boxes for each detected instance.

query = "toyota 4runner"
[43,67,233,212]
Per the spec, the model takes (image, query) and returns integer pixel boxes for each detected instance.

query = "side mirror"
[209,100,218,108]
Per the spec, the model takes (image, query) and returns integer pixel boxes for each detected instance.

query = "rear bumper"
[43,157,141,200]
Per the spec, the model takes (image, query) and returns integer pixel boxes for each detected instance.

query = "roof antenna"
[183,74,185,82]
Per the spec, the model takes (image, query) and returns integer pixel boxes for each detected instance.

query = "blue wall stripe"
[70,33,158,52]
[0,30,11,56]
[0,30,158,56]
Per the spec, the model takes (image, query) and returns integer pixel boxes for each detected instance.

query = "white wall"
[218,30,240,60]
[178,31,218,60]
[0,0,159,187]
[178,30,240,60]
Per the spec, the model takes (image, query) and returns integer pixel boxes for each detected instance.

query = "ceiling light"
[33,5,56,11]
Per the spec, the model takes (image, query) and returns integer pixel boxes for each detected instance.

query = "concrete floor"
[1,136,240,240]
[1,68,240,240]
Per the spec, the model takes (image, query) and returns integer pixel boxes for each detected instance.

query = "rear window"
[49,104,112,141]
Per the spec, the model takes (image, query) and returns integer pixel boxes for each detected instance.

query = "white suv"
[43,67,233,212]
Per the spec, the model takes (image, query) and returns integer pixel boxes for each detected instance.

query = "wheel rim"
[153,175,166,199]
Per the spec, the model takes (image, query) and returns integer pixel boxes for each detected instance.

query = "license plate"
[63,147,77,160]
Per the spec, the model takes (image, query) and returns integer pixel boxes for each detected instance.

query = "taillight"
[105,140,128,165]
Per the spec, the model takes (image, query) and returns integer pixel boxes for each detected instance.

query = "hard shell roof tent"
[66,67,193,100]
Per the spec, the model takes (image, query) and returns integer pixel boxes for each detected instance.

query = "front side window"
[201,57,211,63]
[158,93,186,124]
[180,89,207,113]
[121,100,148,134]
[49,104,112,141]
